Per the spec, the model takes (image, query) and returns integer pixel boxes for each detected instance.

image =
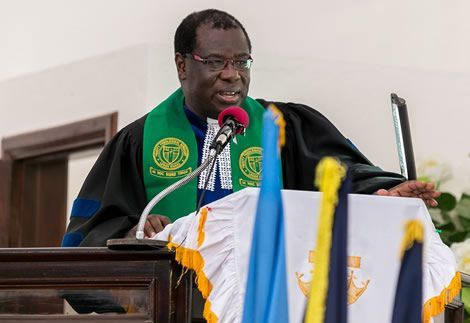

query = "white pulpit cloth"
[154,188,458,323]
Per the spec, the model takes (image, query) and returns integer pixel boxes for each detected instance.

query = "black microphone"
[210,106,250,152]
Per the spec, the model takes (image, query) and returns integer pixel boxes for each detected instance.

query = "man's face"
[176,24,251,119]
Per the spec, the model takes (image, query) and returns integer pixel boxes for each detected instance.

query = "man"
[62,9,439,247]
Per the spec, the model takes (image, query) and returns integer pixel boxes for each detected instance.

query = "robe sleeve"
[62,115,148,247]
[256,100,406,193]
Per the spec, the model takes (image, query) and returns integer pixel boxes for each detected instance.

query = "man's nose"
[219,62,241,81]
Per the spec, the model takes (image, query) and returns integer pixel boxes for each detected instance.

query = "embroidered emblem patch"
[150,137,191,178]
[239,147,262,187]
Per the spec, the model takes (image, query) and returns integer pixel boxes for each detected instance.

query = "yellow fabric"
[197,208,209,248]
[167,209,218,323]
[422,272,461,323]
[267,104,286,148]
[203,300,218,323]
[399,219,424,259]
[304,157,346,323]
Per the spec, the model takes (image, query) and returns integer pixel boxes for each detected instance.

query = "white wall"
[66,148,101,227]
[1,0,469,195]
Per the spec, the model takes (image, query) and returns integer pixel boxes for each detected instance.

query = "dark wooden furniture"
[446,298,464,323]
[0,247,192,322]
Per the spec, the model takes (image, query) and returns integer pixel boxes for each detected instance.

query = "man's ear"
[175,53,187,80]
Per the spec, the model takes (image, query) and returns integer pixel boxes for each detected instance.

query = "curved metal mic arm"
[135,149,218,240]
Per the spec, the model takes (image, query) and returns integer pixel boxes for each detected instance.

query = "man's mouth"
[216,90,241,104]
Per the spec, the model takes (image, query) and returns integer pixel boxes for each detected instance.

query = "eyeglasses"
[185,53,253,71]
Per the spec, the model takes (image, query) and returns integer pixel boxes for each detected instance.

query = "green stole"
[143,88,265,222]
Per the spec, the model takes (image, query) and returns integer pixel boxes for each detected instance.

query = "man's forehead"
[194,24,250,55]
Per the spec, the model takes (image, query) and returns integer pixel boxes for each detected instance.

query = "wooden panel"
[0,247,173,261]
[445,298,464,323]
[0,160,12,247]
[12,158,68,247]
[20,162,38,247]
[0,248,191,322]
[1,112,117,161]
[9,162,24,247]
[36,159,68,247]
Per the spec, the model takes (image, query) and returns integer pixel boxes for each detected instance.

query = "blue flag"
[242,107,289,323]
[391,220,423,323]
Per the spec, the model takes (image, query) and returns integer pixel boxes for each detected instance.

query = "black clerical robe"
[62,100,405,247]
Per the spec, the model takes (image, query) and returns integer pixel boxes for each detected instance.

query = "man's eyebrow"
[204,54,225,59]
[204,53,251,59]
[234,53,251,58]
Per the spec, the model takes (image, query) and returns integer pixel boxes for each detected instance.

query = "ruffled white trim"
[155,190,251,323]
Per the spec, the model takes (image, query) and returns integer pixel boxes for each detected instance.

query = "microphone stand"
[135,149,218,239]
[107,149,219,250]
[106,116,242,250]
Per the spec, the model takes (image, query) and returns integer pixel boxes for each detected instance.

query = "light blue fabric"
[242,109,289,323]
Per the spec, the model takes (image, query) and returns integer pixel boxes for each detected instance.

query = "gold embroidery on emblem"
[239,147,262,187]
[149,137,192,178]
[295,250,370,305]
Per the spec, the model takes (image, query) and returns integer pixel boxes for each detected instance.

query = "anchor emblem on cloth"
[295,250,370,304]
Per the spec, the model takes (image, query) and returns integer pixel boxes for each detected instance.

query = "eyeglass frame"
[184,53,253,71]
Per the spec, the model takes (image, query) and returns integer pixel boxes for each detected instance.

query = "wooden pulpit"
[0,247,194,322]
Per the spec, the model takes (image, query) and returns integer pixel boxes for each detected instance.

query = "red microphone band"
[218,106,250,134]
